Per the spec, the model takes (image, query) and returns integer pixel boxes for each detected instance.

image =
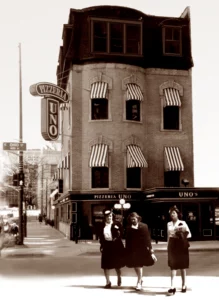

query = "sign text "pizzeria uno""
[29,82,69,141]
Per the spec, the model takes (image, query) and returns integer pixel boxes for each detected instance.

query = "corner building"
[53,6,219,241]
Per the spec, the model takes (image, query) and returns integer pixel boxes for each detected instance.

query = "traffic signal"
[19,172,25,186]
[13,173,19,186]
[58,179,63,193]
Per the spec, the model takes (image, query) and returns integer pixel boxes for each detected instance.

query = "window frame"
[161,94,182,131]
[126,167,141,189]
[162,25,182,57]
[91,17,143,56]
[91,167,109,189]
[91,98,109,120]
[126,99,141,122]
[163,106,180,130]
[164,171,180,187]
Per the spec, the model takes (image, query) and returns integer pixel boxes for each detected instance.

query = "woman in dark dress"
[125,212,157,291]
[99,209,126,288]
[167,206,191,295]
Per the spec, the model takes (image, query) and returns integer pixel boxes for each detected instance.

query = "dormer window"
[91,18,142,56]
[162,26,182,56]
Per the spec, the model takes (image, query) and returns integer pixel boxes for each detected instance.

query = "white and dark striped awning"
[126,84,143,101]
[164,88,181,107]
[89,144,108,167]
[50,188,58,198]
[164,147,184,171]
[91,82,108,99]
[127,145,148,168]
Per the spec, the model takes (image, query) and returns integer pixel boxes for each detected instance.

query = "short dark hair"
[127,212,142,224]
[169,205,182,219]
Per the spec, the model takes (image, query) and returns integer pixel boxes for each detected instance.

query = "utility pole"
[18,43,24,244]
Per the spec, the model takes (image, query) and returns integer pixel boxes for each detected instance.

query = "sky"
[0,0,218,187]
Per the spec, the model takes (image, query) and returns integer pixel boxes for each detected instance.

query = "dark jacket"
[99,221,123,248]
[126,222,153,268]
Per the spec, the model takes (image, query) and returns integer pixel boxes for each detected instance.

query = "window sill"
[163,53,182,57]
[89,119,112,122]
[123,120,142,124]
[126,188,142,191]
[160,129,182,132]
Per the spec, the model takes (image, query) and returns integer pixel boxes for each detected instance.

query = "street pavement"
[1,220,219,259]
[1,221,219,298]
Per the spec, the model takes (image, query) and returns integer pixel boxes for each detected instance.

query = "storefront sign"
[179,192,198,198]
[29,82,69,141]
[93,194,132,199]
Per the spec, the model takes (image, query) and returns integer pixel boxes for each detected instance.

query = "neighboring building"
[36,147,61,220]
[53,5,219,241]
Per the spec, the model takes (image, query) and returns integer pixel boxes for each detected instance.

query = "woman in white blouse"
[99,209,126,288]
[167,206,191,295]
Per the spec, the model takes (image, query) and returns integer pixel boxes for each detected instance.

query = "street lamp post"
[114,198,131,223]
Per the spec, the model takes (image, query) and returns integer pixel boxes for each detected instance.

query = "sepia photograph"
[0,0,219,298]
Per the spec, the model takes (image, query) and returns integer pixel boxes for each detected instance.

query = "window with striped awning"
[164,146,184,171]
[89,144,108,167]
[127,145,148,168]
[126,83,143,101]
[163,88,181,107]
[91,82,108,99]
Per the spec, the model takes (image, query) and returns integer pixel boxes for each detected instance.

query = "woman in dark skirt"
[99,209,126,288]
[167,206,191,295]
[125,212,157,291]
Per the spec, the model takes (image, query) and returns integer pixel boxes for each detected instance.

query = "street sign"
[3,142,27,151]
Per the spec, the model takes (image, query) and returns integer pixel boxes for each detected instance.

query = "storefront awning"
[127,145,148,168]
[50,188,58,198]
[126,83,143,101]
[91,82,108,99]
[89,144,108,167]
[164,147,184,171]
[164,88,181,107]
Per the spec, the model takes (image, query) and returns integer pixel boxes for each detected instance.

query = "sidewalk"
[1,221,219,258]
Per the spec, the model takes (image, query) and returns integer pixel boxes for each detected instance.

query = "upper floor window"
[162,88,181,130]
[91,18,142,55]
[89,143,109,189]
[91,82,108,120]
[163,106,179,130]
[92,167,109,188]
[163,26,182,56]
[126,83,143,122]
[164,171,180,187]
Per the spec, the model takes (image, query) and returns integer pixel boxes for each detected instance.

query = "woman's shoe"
[181,286,187,293]
[167,288,176,295]
[135,282,142,291]
[104,282,111,289]
[117,276,122,286]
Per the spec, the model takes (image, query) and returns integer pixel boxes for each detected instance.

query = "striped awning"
[89,144,108,167]
[91,82,108,99]
[127,145,148,168]
[50,188,58,198]
[164,88,181,107]
[126,84,143,101]
[164,147,184,171]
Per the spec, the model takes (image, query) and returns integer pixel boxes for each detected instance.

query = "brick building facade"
[53,6,219,241]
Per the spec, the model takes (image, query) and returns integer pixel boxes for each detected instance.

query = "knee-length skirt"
[168,237,189,270]
[101,240,126,269]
